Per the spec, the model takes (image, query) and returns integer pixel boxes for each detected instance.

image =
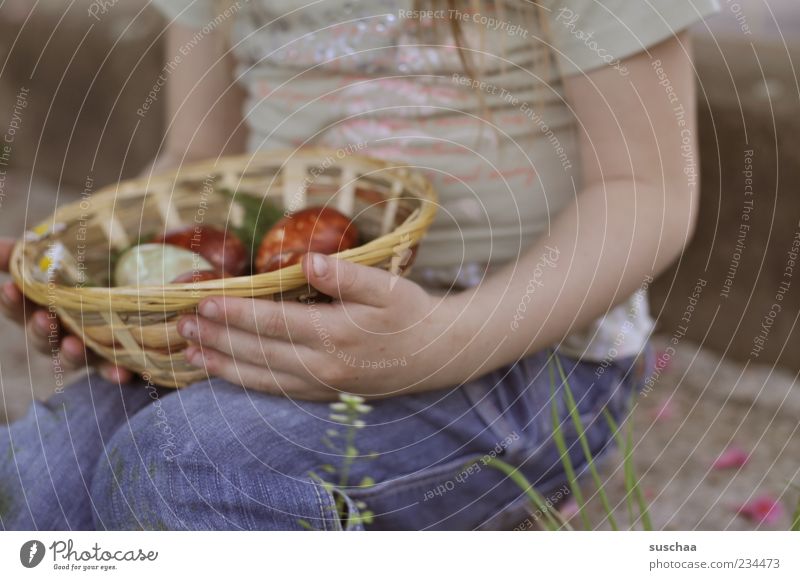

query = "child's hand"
[0,238,133,383]
[178,253,467,400]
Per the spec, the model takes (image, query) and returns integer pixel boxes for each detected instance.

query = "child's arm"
[177,33,697,399]
[146,22,247,173]
[458,32,699,376]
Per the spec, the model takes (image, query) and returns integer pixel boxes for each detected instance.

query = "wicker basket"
[11,148,438,387]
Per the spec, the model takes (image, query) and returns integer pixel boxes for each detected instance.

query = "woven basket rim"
[11,148,438,312]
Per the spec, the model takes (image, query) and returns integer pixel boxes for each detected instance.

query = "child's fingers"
[178,315,315,372]
[184,345,325,398]
[196,296,321,345]
[98,363,134,384]
[302,253,397,307]
[0,281,30,324]
[0,237,16,272]
[62,336,134,383]
[28,309,58,355]
[60,335,90,369]
[2,240,132,385]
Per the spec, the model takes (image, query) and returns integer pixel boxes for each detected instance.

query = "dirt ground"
[580,336,800,531]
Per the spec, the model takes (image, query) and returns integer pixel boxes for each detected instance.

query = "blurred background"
[0,0,799,529]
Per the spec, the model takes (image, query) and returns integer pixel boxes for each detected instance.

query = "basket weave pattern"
[11,148,438,387]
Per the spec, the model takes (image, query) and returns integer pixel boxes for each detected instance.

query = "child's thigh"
[93,376,519,528]
[102,377,505,479]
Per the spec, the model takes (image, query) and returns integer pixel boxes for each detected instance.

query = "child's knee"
[88,387,342,530]
[89,399,189,530]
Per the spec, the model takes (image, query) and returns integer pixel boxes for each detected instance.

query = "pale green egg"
[114,243,212,287]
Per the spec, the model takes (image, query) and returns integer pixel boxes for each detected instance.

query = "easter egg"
[156,225,248,276]
[114,243,212,287]
[255,207,358,273]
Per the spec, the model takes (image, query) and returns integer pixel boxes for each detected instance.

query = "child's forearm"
[445,177,696,382]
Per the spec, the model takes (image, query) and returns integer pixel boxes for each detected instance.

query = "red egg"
[156,225,248,276]
[170,269,227,284]
[255,207,358,273]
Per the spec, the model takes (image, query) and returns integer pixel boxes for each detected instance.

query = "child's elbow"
[663,172,701,258]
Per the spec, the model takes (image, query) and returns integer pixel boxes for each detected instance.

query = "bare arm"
[147,22,247,173]
[449,32,698,377]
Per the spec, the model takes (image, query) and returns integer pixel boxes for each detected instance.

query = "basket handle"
[282,159,306,212]
[335,166,356,216]
[154,188,185,231]
[380,179,405,235]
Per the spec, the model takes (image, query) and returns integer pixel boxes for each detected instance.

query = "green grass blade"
[481,457,572,531]
[603,408,636,527]
[553,354,619,531]
[549,358,591,529]
[603,406,653,530]
[625,409,653,531]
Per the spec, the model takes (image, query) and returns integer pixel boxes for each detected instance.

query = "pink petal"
[650,399,675,422]
[654,349,673,373]
[735,495,784,525]
[558,498,579,520]
[712,445,750,470]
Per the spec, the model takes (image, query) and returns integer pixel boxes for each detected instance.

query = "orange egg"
[255,207,358,273]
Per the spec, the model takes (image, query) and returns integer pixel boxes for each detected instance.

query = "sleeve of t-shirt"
[544,0,720,76]
[149,0,216,28]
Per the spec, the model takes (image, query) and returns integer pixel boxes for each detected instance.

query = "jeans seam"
[312,482,334,531]
[461,372,529,457]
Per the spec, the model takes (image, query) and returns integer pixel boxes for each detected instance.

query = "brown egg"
[157,225,248,276]
[170,269,227,284]
[255,207,358,273]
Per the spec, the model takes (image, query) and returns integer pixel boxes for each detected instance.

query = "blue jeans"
[0,348,652,530]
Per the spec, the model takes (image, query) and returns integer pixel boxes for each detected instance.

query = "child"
[0,0,718,530]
